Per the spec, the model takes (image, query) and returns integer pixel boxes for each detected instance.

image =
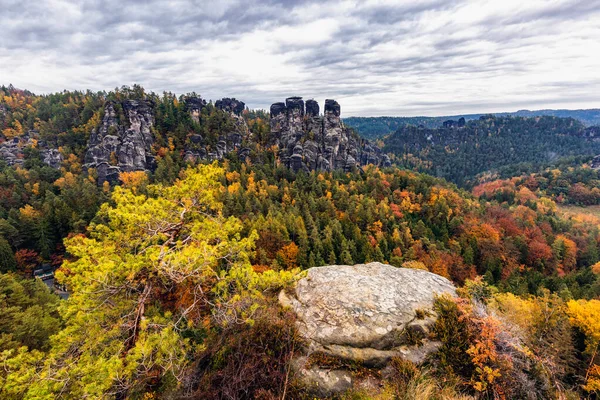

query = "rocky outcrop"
[216,97,250,139]
[0,138,25,166]
[183,97,250,164]
[269,97,390,172]
[84,100,155,183]
[185,97,207,123]
[184,132,246,163]
[591,155,600,169]
[583,126,600,139]
[41,148,63,169]
[0,131,62,168]
[442,117,466,128]
[215,97,245,115]
[280,262,455,397]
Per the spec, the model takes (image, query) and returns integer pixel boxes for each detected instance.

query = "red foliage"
[15,249,40,275]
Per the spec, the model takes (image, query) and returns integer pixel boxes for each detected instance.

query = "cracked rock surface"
[280,262,456,396]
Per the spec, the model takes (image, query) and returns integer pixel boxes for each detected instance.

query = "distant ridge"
[344,108,600,139]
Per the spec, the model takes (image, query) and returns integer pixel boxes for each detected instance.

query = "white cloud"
[0,0,599,116]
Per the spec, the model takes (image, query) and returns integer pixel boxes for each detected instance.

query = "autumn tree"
[567,299,600,394]
[2,164,296,399]
[0,237,16,272]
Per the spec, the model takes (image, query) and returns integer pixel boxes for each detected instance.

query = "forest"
[344,109,600,140]
[1,85,600,399]
[382,115,600,187]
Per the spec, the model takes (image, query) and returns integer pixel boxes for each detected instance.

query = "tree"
[277,242,299,270]
[118,170,148,193]
[0,273,61,352]
[567,299,600,394]
[7,164,295,399]
[0,237,16,272]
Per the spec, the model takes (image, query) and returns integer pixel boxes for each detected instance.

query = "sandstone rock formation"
[442,117,466,128]
[185,97,207,123]
[215,97,245,115]
[41,148,63,169]
[583,126,600,139]
[0,131,63,168]
[0,138,24,166]
[216,97,250,139]
[269,97,391,172]
[183,97,250,163]
[84,100,155,183]
[280,262,456,397]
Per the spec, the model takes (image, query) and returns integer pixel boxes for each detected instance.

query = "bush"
[189,301,302,399]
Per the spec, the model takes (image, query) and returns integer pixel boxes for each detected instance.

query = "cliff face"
[270,97,390,172]
[0,131,63,168]
[80,96,389,182]
[84,100,155,183]
[183,97,250,163]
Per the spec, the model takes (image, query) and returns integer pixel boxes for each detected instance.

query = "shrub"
[189,301,302,399]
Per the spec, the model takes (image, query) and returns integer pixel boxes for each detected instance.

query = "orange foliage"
[277,242,299,270]
[119,171,148,192]
[15,249,40,274]
[252,265,271,273]
[472,179,514,198]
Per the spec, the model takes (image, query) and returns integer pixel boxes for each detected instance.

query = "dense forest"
[474,160,600,206]
[1,85,600,399]
[382,115,600,187]
[344,109,600,139]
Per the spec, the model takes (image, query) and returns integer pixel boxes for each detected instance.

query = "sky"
[1,0,600,117]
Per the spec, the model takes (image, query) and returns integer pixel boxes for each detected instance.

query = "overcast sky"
[1,0,600,116]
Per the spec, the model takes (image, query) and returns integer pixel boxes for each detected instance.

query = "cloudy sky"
[1,0,600,116]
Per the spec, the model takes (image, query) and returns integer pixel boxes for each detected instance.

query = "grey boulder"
[280,262,456,396]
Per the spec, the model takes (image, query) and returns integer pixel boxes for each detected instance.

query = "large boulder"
[280,262,456,396]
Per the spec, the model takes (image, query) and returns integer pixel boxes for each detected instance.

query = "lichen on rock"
[280,262,456,396]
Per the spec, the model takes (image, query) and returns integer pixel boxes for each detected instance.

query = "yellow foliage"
[402,260,428,270]
[118,171,148,193]
[227,182,241,194]
[19,204,41,220]
[54,172,77,190]
[225,171,240,183]
[567,299,600,393]
[567,299,600,344]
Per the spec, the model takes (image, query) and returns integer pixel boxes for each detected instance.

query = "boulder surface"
[280,262,456,396]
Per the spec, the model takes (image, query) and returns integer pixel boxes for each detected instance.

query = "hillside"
[345,108,600,139]
[382,114,600,186]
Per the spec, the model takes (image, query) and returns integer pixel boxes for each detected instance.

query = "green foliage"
[0,273,61,353]
[383,116,600,186]
[0,237,16,272]
[345,109,600,140]
[0,163,298,399]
